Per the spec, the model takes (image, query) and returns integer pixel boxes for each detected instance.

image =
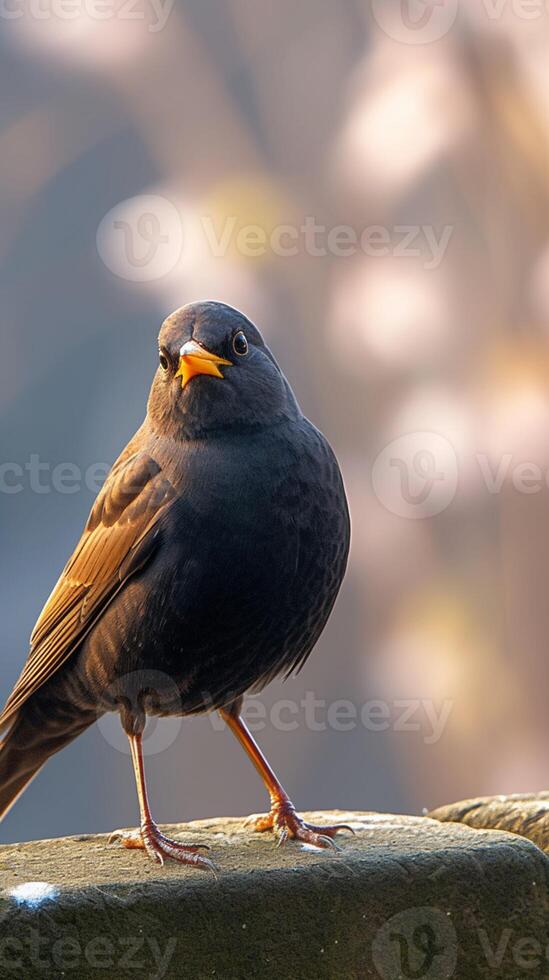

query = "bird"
[0,301,351,868]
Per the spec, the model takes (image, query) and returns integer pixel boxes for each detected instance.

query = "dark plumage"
[0,301,350,866]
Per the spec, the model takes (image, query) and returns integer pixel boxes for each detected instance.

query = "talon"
[248,800,351,851]
[325,822,355,836]
[108,829,146,850]
[110,822,214,870]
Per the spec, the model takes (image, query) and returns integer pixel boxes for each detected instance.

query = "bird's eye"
[159,350,170,371]
[232,331,248,356]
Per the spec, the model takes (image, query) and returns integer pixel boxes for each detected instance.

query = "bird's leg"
[220,706,352,849]
[109,733,213,870]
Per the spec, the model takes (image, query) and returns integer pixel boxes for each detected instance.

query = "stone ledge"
[429,793,549,853]
[0,811,547,979]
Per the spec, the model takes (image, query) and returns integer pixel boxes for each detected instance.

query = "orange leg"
[220,707,352,849]
[109,733,213,870]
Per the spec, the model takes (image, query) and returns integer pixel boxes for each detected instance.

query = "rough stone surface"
[430,792,549,853]
[0,810,547,979]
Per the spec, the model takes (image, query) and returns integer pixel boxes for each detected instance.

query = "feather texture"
[0,450,175,729]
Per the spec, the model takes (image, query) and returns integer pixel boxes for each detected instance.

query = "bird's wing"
[0,448,176,729]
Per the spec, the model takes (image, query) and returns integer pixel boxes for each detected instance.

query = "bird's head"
[148,301,300,438]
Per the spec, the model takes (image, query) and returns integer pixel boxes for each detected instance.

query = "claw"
[109,823,215,871]
[250,802,352,850]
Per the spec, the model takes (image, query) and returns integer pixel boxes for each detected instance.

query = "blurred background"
[2,0,549,844]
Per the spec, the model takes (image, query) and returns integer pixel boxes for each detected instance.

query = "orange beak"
[176,340,232,389]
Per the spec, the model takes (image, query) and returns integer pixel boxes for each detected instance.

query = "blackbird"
[0,301,350,868]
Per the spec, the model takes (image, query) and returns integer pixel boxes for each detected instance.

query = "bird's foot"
[249,799,354,849]
[108,821,214,870]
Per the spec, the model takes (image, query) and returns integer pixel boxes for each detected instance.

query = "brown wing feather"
[0,448,176,729]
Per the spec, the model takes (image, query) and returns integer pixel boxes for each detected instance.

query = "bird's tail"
[0,703,95,823]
